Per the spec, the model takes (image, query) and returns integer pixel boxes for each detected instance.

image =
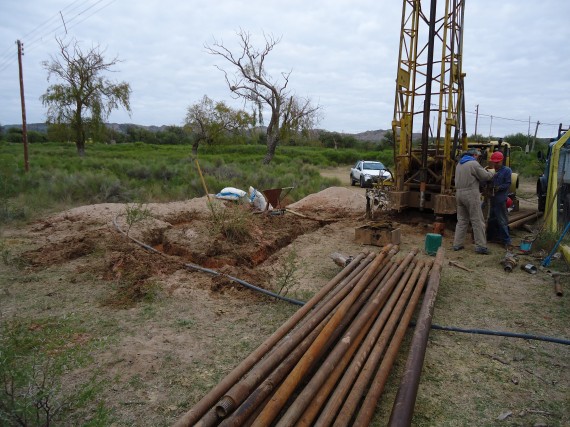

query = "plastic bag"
[215,187,247,201]
[249,186,269,211]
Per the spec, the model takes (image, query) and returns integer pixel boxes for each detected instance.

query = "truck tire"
[537,183,545,212]
[563,194,570,224]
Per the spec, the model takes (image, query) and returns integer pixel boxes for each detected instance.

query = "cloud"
[1,0,569,138]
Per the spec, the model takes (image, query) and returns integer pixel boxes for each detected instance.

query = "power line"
[0,0,115,72]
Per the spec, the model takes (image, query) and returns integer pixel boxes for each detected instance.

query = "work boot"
[475,246,489,255]
[452,245,464,251]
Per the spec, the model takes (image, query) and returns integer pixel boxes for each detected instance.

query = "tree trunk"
[74,107,85,157]
[263,134,279,164]
[263,117,280,164]
[75,127,85,157]
[192,141,200,157]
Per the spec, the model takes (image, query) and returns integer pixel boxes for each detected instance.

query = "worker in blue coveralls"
[487,150,512,248]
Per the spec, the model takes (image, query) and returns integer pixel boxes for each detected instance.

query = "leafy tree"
[184,95,253,156]
[503,132,531,150]
[381,130,395,148]
[205,30,321,164]
[41,37,131,156]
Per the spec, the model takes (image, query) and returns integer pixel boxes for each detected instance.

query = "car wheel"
[360,176,365,188]
[350,174,356,186]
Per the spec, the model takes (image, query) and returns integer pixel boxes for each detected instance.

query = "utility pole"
[17,40,29,172]
[531,120,540,152]
[474,104,479,140]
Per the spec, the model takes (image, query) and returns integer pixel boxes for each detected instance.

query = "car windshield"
[363,162,385,170]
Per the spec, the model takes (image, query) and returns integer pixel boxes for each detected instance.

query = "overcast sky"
[1,0,569,139]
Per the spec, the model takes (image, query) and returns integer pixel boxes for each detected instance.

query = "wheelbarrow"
[262,187,294,214]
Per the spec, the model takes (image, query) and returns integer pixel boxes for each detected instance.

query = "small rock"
[511,376,519,385]
[498,411,513,421]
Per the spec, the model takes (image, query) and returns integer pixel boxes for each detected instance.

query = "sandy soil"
[0,166,568,426]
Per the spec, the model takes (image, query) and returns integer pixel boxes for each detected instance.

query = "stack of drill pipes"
[194,251,380,427]
[388,246,445,427]
[193,246,398,427]
[195,250,392,426]
[173,250,372,427]
[352,259,433,427]
[318,258,428,427]
[509,211,543,229]
[218,255,402,427]
[296,257,416,426]
[249,245,403,426]
[274,250,419,427]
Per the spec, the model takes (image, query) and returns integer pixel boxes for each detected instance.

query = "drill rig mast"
[390,0,466,215]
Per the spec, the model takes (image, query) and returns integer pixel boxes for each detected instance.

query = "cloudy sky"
[1,0,569,138]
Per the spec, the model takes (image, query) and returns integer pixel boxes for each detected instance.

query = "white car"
[350,160,393,188]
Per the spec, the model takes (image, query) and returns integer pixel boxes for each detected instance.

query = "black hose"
[416,322,570,346]
[113,215,570,345]
[112,215,305,306]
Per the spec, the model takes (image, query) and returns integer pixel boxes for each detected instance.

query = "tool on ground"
[520,263,537,274]
[501,252,518,272]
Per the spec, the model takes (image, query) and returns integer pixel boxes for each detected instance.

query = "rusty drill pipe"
[250,244,395,427]
[217,253,394,427]
[300,260,420,427]
[313,260,424,427]
[388,247,445,427]
[352,260,432,427]
[173,251,370,427]
[553,274,563,296]
[509,211,543,229]
[332,259,429,427]
[207,253,383,425]
[218,310,333,427]
[275,249,419,427]
[220,266,386,427]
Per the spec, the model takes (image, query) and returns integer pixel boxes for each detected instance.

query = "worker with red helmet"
[487,150,513,248]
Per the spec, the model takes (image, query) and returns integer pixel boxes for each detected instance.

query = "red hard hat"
[490,151,504,162]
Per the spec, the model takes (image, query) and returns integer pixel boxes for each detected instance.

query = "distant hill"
[350,129,388,142]
[2,122,393,142]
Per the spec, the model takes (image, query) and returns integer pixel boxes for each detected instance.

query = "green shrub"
[0,318,110,426]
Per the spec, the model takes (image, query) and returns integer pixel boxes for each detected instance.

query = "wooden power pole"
[531,120,540,152]
[17,39,29,172]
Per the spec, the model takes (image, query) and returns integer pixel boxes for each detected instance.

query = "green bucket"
[425,233,442,255]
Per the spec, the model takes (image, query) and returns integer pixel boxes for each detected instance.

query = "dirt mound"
[288,187,366,219]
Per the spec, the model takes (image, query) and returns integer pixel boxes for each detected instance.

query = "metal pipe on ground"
[202,249,399,426]
[205,252,389,425]
[352,260,433,427]
[388,246,445,427]
[250,245,396,427]
[332,259,430,427]
[220,253,400,427]
[509,211,543,229]
[173,251,370,427]
[305,259,422,427]
[196,253,379,427]
[276,249,419,427]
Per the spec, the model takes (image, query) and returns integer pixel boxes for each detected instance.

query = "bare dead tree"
[205,29,320,164]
